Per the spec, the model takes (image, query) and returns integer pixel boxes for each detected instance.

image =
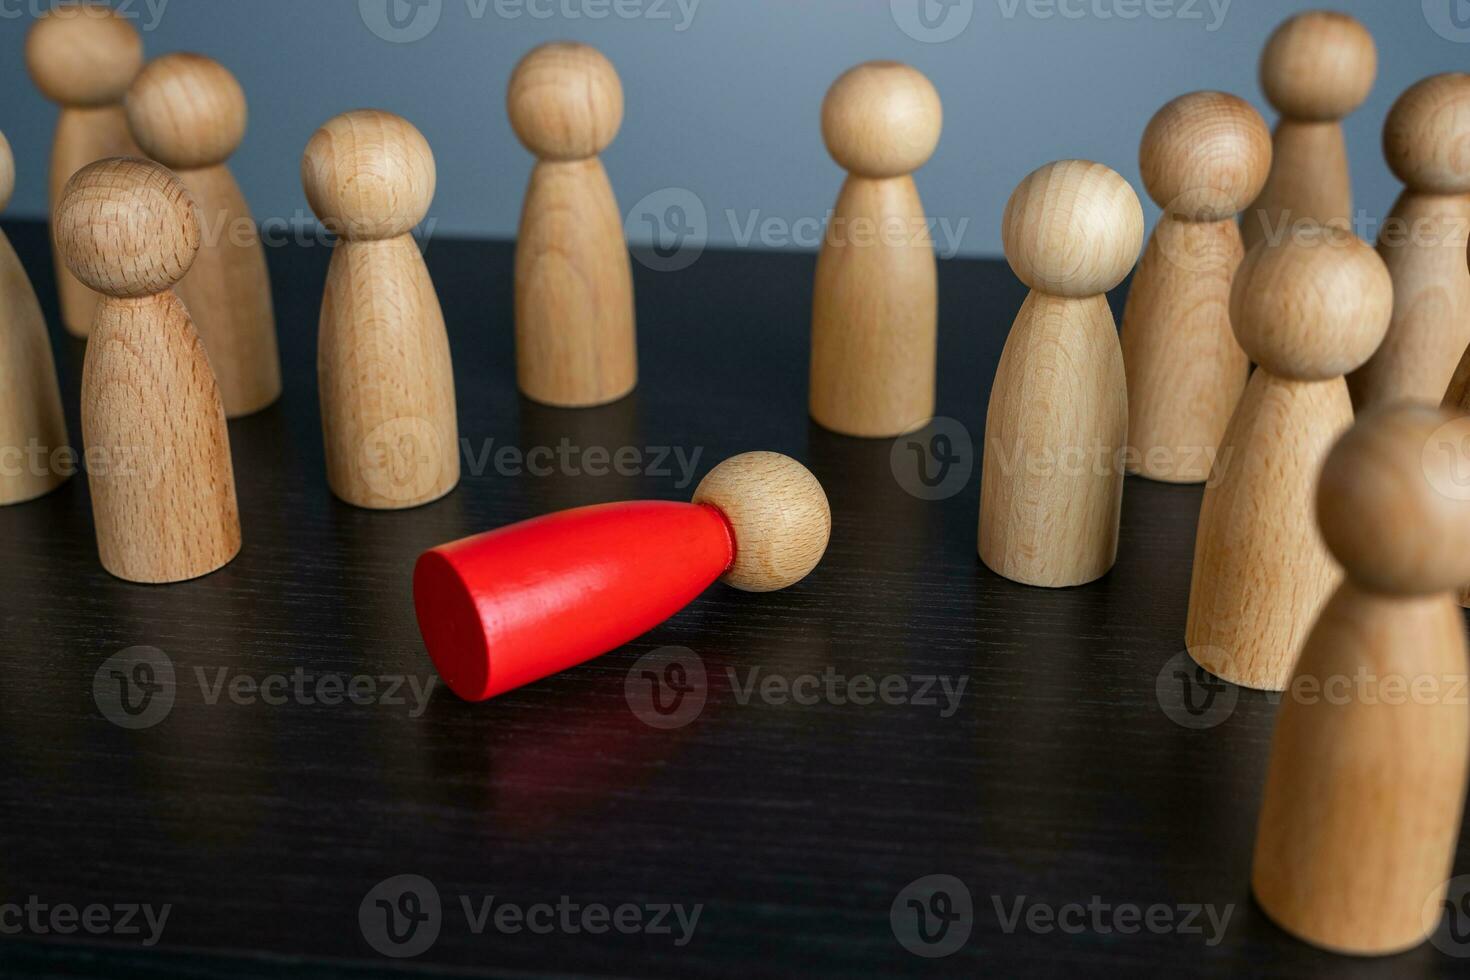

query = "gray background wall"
[0,0,1462,257]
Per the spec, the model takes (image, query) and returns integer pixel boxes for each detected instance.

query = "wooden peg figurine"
[1242,11,1376,252]
[1252,403,1470,956]
[1187,225,1392,691]
[0,130,71,507]
[979,160,1144,588]
[55,158,241,583]
[1121,91,1270,483]
[303,110,459,510]
[810,61,942,438]
[126,53,281,418]
[1349,74,1470,410]
[26,2,143,337]
[509,42,636,408]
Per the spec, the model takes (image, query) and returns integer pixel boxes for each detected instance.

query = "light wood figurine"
[302,110,460,510]
[1252,402,1470,956]
[979,160,1144,588]
[509,42,636,408]
[126,52,281,418]
[25,2,144,338]
[1186,225,1392,691]
[810,61,941,438]
[55,158,241,583]
[1121,91,1270,483]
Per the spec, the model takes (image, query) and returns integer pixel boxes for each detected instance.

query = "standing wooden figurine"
[509,42,636,408]
[1186,225,1392,691]
[1350,74,1470,411]
[0,130,71,506]
[303,110,459,510]
[810,61,942,438]
[1252,403,1470,956]
[1242,11,1376,252]
[126,53,281,418]
[1121,91,1270,483]
[25,2,143,337]
[979,160,1144,588]
[55,158,241,583]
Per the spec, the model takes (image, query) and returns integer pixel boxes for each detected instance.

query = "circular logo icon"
[890,0,974,43]
[625,187,708,272]
[359,417,446,504]
[1425,0,1470,43]
[1155,649,1238,730]
[1427,875,1470,956]
[360,874,442,958]
[93,646,175,730]
[625,646,707,729]
[890,874,972,958]
[1423,416,1470,502]
[359,0,443,43]
[890,416,974,501]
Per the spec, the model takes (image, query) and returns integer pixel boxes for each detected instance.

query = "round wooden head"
[692,452,831,593]
[126,53,247,170]
[1383,73,1470,195]
[821,61,942,179]
[1002,159,1144,298]
[1317,403,1470,595]
[0,131,14,214]
[1139,91,1271,221]
[1260,11,1376,122]
[1229,224,1391,381]
[55,157,200,298]
[25,3,143,107]
[302,109,435,242]
[507,42,623,162]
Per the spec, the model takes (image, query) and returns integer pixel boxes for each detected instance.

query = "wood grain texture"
[510,42,636,408]
[691,451,831,592]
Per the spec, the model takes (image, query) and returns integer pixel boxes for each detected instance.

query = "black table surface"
[2,217,1466,979]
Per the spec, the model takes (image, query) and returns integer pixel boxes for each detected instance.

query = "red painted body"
[413,500,735,702]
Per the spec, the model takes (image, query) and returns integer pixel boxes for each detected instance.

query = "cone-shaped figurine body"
[126,53,281,418]
[1350,74,1470,411]
[1121,91,1270,483]
[810,61,941,438]
[415,452,831,701]
[303,110,459,510]
[1187,225,1392,691]
[56,158,241,583]
[0,131,71,506]
[1242,11,1376,252]
[979,160,1144,588]
[1252,403,1470,956]
[509,42,636,408]
[26,3,143,337]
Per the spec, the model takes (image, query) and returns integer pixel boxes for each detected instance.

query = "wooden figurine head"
[692,452,832,593]
[302,109,436,242]
[1139,91,1271,222]
[1382,73,1470,196]
[821,61,942,180]
[25,3,143,108]
[1002,159,1144,298]
[126,53,248,170]
[507,42,623,162]
[1317,403,1470,596]
[55,157,201,299]
[0,131,13,214]
[1260,11,1376,123]
[1229,224,1392,381]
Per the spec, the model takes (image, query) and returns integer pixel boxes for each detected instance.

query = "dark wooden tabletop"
[2,217,1467,979]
